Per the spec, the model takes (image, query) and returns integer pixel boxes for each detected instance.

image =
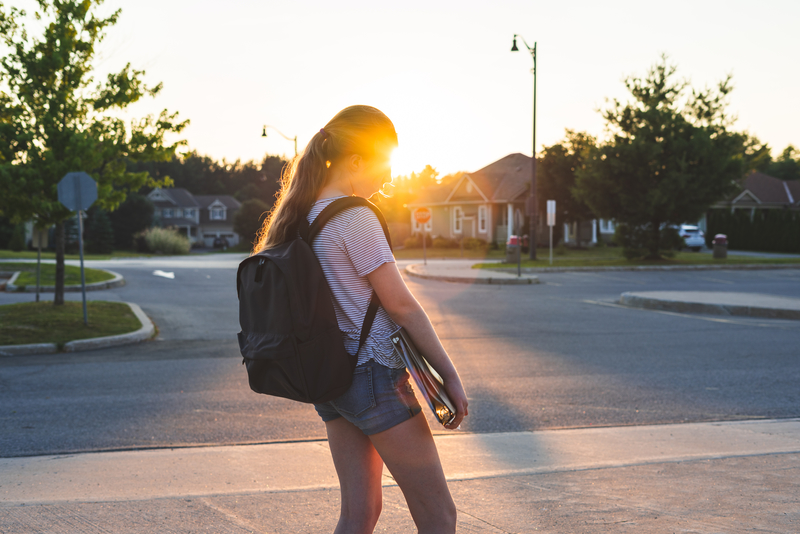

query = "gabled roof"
[733,172,798,205]
[470,153,533,202]
[194,195,242,209]
[148,188,200,208]
[408,153,534,206]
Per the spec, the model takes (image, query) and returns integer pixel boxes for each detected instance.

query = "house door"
[462,216,476,239]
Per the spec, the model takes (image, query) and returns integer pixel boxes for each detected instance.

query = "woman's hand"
[366,262,469,430]
[442,375,468,430]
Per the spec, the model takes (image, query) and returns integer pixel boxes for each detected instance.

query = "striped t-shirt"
[307,196,403,368]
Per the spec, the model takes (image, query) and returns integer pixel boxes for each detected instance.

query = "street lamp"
[262,125,298,157]
[511,34,538,260]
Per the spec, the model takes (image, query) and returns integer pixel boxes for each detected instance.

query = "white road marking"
[153,270,175,279]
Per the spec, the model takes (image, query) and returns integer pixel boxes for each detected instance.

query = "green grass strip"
[0,301,141,346]
[0,249,152,261]
[472,251,800,269]
[0,262,114,288]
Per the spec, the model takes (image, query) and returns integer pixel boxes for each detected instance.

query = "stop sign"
[414,208,431,224]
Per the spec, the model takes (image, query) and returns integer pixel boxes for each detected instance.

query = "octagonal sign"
[58,172,97,212]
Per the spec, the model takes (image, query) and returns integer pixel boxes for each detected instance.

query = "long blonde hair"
[252,105,398,254]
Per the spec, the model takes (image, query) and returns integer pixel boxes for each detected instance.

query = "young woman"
[253,105,468,534]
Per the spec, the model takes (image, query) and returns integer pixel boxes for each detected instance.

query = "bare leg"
[369,413,457,534]
[326,417,385,534]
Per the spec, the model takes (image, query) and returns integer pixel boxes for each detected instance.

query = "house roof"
[470,153,533,202]
[408,153,534,206]
[733,171,799,206]
[194,195,242,209]
[148,187,200,208]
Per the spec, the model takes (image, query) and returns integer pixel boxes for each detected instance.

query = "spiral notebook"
[390,328,456,426]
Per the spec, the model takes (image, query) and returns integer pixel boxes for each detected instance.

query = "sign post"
[57,172,97,326]
[547,200,556,266]
[414,208,432,266]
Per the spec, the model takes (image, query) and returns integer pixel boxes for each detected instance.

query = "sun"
[389,144,417,178]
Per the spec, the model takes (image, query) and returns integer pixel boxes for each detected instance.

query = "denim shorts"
[314,359,422,435]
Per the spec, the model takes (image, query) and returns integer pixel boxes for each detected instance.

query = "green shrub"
[9,224,26,251]
[614,223,683,259]
[143,227,190,255]
[461,237,488,250]
[85,207,115,254]
[706,208,800,253]
[403,234,432,248]
[432,237,459,249]
[555,242,567,256]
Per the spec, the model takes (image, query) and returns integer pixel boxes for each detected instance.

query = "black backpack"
[236,197,392,403]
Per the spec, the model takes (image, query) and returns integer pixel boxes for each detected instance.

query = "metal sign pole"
[423,228,427,266]
[35,231,41,302]
[550,226,553,266]
[73,175,88,326]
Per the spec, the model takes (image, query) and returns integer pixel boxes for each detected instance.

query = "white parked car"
[678,224,705,251]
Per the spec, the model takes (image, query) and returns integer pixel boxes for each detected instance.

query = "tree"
[234,199,271,250]
[85,206,114,254]
[765,145,800,181]
[574,56,742,259]
[108,193,154,249]
[539,130,597,246]
[0,1,186,304]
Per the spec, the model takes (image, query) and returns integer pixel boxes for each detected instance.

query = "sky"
[13,0,800,177]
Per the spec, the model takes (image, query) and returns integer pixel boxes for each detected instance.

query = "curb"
[0,342,58,356]
[405,265,539,285]
[5,269,125,293]
[0,302,155,357]
[619,292,800,321]
[484,263,800,274]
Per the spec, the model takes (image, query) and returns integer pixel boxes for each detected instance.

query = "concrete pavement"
[620,291,800,320]
[406,259,540,284]
[2,418,798,532]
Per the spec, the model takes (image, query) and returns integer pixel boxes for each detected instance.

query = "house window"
[478,205,487,233]
[210,208,226,220]
[162,208,174,218]
[600,219,615,233]
[184,208,195,219]
[453,206,463,234]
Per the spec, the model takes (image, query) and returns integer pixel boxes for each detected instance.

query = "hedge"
[706,209,800,253]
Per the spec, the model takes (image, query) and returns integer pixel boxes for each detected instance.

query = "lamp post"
[511,34,538,260]
[262,125,298,157]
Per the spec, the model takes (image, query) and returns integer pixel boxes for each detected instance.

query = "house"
[710,171,800,214]
[147,188,242,247]
[407,153,615,246]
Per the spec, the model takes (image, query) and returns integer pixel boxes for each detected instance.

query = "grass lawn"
[0,301,141,346]
[469,246,800,269]
[0,249,153,260]
[0,262,114,288]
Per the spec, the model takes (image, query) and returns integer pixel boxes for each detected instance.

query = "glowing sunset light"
[82,0,797,175]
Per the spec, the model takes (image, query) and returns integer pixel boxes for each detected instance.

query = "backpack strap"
[307,196,392,250]
[306,196,392,358]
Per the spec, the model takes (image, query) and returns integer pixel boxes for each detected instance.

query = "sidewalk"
[2,419,798,532]
[620,291,800,320]
[405,260,540,284]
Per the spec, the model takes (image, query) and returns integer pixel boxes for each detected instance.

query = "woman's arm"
[366,262,468,429]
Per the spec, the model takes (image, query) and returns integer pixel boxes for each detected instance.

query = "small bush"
[555,242,567,256]
[9,224,25,252]
[614,223,682,259]
[461,237,488,251]
[403,234,432,248]
[143,227,190,255]
[432,237,459,249]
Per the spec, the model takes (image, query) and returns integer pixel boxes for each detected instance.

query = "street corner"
[405,262,540,285]
[619,291,800,320]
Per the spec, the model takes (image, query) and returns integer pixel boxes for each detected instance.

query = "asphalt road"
[1,255,799,457]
